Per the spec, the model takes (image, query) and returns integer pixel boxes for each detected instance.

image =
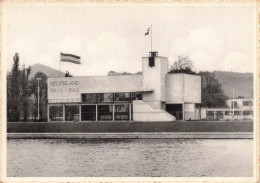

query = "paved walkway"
[7,132,253,139]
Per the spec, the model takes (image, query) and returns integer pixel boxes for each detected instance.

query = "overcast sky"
[4,4,255,76]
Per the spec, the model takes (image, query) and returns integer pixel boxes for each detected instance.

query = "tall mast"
[151,24,152,52]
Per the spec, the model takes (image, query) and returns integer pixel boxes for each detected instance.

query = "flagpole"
[59,53,61,77]
[151,24,152,52]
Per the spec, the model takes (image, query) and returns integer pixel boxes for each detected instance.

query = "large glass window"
[114,104,129,120]
[114,93,131,102]
[243,101,252,106]
[100,93,113,103]
[65,105,79,121]
[234,111,241,116]
[82,94,98,103]
[131,92,142,100]
[49,106,63,121]
[98,105,113,120]
[243,111,251,115]
[231,101,238,108]
[81,105,96,121]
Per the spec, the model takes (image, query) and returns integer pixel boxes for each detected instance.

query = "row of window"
[230,101,253,108]
[82,92,142,103]
[207,110,253,116]
[49,104,132,121]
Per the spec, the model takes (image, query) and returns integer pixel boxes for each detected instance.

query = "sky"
[4,3,255,76]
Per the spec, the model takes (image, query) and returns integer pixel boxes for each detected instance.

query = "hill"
[213,71,253,99]
[29,63,65,79]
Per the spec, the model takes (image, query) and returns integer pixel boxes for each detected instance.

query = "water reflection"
[7,139,253,177]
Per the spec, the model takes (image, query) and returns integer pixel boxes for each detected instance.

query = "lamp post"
[36,78,41,121]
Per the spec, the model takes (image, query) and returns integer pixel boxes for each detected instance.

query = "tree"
[29,72,48,121]
[7,53,32,121]
[168,56,196,75]
[8,53,21,121]
[20,65,31,121]
[198,71,228,108]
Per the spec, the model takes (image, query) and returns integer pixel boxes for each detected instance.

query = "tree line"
[7,53,48,122]
[7,53,228,122]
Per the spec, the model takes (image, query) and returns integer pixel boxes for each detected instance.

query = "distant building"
[201,98,253,121]
[47,52,201,122]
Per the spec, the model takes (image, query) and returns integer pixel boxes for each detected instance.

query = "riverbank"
[7,132,253,139]
[7,121,253,133]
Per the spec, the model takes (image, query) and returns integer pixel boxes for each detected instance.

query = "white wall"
[165,74,184,103]
[165,74,201,104]
[184,74,201,103]
[184,103,195,120]
[48,75,143,101]
[142,56,168,109]
[226,98,253,110]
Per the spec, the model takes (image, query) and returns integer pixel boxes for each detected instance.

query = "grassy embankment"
[7,121,253,133]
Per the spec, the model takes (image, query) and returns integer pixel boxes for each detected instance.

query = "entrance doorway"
[166,104,183,120]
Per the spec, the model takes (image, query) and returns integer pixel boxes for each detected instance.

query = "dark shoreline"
[7,121,253,133]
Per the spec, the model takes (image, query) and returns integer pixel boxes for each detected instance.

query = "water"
[7,139,253,177]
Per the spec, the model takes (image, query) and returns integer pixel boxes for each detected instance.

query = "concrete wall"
[165,74,184,103]
[133,100,175,121]
[184,74,201,103]
[142,56,168,109]
[165,74,201,104]
[48,75,143,101]
[184,103,195,120]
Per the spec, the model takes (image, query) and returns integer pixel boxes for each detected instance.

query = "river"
[7,139,253,177]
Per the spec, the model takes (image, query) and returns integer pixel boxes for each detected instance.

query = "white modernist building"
[47,52,201,122]
[201,98,253,120]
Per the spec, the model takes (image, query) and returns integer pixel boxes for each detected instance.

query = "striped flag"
[60,52,81,64]
[145,28,150,36]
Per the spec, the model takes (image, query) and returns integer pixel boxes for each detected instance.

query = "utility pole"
[231,62,234,121]
[36,78,41,122]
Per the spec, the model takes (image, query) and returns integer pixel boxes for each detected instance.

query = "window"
[234,111,241,116]
[98,105,113,120]
[114,93,131,102]
[100,93,113,103]
[82,94,98,103]
[131,93,143,100]
[65,105,79,121]
[81,105,96,121]
[49,105,63,121]
[231,101,238,108]
[114,104,129,120]
[243,101,252,106]
[243,111,253,116]
[243,111,251,115]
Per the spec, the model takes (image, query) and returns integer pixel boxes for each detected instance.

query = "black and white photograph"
[1,0,258,182]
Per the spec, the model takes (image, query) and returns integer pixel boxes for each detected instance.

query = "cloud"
[168,28,252,73]
[60,35,83,55]
[8,37,39,69]
[222,52,253,73]
[83,31,136,75]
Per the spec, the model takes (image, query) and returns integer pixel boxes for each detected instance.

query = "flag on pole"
[145,28,150,36]
[60,52,81,64]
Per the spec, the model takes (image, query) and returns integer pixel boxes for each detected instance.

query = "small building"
[47,52,201,122]
[201,98,253,121]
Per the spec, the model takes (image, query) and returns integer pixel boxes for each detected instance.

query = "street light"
[36,78,41,122]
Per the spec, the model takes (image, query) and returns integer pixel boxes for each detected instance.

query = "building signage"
[49,80,80,93]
